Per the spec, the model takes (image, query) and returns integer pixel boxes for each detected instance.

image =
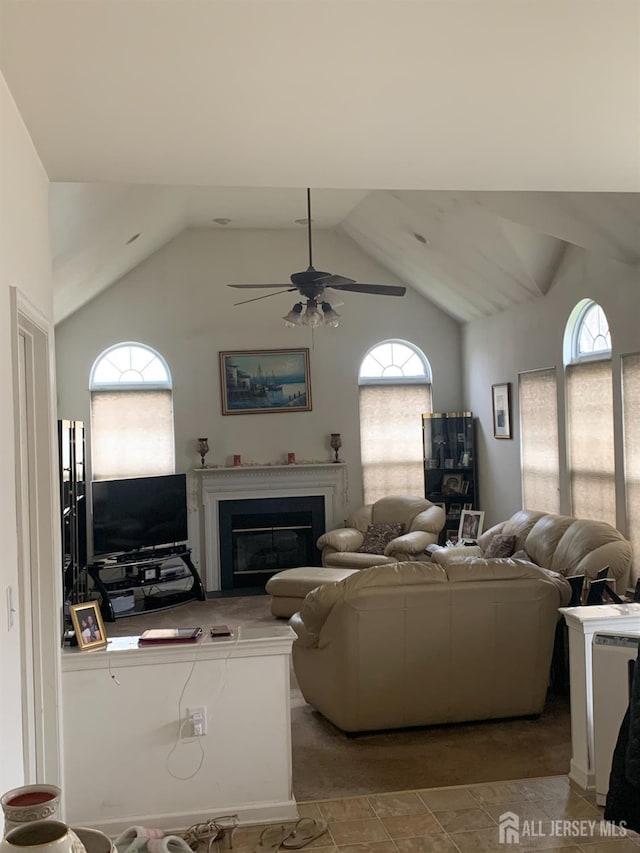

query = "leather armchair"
[317,495,446,569]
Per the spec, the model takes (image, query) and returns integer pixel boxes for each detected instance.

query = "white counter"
[61,625,296,833]
[560,603,640,790]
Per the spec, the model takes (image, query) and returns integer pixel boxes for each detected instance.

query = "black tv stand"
[89,546,206,622]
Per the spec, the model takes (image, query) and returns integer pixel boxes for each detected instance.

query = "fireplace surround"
[196,464,348,591]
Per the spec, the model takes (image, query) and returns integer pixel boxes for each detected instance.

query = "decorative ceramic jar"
[0,821,85,853]
[1,787,62,837]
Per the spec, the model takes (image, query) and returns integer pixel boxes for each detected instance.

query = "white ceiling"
[1,0,639,323]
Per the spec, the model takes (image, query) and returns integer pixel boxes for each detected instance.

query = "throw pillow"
[357,522,405,554]
[484,533,517,559]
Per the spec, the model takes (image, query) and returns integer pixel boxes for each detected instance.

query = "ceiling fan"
[228,188,406,327]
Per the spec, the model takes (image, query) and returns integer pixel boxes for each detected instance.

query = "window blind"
[519,369,560,513]
[566,361,615,525]
[91,389,175,480]
[622,354,640,586]
[359,384,431,505]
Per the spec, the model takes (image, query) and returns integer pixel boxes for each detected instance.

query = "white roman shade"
[566,360,615,526]
[91,389,175,480]
[519,368,560,513]
[359,384,432,505]
[622,353,640,586]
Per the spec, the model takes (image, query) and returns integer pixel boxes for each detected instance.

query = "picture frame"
[441,473,464,495]
[492,382,512,439]
[69,601,107,651]
[449,503,462,518]
[463,502,473,511]
[219,349,312,415]
[446,530,459,544]
[458,509,485,543]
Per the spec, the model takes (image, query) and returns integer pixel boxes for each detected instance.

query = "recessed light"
[125,233,141,245]
[414,232,429,245]
[212,217,232,225]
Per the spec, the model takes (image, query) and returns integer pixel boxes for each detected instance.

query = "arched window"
[358,340,432,504]
[90,342,175,480]
[573,300,612,360]
[564,301,614,525]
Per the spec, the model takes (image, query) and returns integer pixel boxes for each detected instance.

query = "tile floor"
[223,776,640,853]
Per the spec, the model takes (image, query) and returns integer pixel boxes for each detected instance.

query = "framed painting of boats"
[219,349,312,415]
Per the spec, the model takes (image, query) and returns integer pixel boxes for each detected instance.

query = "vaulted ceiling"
[2,0,639,324]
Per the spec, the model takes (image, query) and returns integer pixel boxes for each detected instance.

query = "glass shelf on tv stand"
[88,546,206,622]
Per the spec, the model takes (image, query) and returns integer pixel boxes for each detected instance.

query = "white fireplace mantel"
[194,464,348,591]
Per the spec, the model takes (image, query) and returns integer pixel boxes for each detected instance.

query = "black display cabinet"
[422,412,478,544]
[58,419,88,606]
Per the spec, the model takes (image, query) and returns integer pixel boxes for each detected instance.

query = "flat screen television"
[91,473,188,558]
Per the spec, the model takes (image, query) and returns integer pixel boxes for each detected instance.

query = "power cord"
[166,626,239,781]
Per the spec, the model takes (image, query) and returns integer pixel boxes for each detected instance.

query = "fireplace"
[219,496,324,589]
[196,463,347,591]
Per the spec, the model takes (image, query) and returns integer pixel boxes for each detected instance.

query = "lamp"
[321,302,341,327]
[283,298,340,328]
[301,298,323,327]
[283,302,304,327]
[330,433,342,463]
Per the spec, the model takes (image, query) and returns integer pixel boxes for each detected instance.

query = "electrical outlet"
[188,706,207,737]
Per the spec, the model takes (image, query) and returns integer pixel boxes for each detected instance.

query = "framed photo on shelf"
[449,503,462,519]
[69,600,107,651]
[492,382,512,439]
[463,502,473,511]
[446,530,459,544]
[219,349,312,415]
[441,473,464,495]
[458,509,485,543]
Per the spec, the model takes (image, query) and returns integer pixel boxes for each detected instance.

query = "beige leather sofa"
[317,495,446,569]
[431,509,632,593]
[291,560,571,733]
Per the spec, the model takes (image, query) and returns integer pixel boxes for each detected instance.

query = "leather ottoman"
[266,566,359,618]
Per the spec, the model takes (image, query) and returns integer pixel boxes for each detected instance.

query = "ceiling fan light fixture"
[321,301,340,327]
[301,298,323,327]
[282,302,304,327]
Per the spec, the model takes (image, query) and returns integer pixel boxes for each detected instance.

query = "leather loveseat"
[291,560,571,733]
[317,495,446,569]
[430,509,632,593]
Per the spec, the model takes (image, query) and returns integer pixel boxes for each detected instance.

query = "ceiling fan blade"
[328,283,407,297]
[233,289,295,306]
[314,273,356,287]
[229,284,295,289]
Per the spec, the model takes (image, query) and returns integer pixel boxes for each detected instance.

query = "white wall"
[0,71,54,791]
[464,244,640,531]
[55,227,462,520]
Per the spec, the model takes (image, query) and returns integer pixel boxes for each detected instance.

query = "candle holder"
[196,437,209,467]
[330,433,342,463]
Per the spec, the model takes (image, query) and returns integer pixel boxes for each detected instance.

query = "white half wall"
[55,227,462,558]
[463,244,640,530]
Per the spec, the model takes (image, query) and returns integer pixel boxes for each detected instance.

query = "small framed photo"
[441,473,463,495]
[69,601,107,651]
[463,502,473,511]
[446,530,459,544]
[492,382,512,439]
[449,503,462,518]
[458,509,485,543]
